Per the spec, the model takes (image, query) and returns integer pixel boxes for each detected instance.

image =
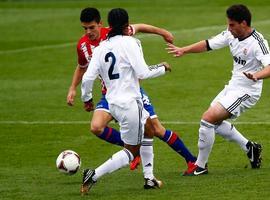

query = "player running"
[167,4,268,175]
[80,8,171,195]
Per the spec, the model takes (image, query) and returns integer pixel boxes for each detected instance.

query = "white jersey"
[207,29,270,97]
[81,35,166,108]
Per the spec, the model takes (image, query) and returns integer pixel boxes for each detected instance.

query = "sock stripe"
[142,140,153,146]
[142,143,153,146]
[200,120,215,128]
[123,149,133,162]
[165,131,173,142]
[105,127,112,140]
[168,132,178,145]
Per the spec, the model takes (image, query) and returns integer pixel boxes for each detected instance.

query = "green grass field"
[1,0,270,199]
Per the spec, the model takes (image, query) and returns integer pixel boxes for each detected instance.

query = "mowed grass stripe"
[1,19,270,55]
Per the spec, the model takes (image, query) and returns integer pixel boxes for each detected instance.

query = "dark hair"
[226,4,252,26]
[107,8,129,38]
[80,7,101,23]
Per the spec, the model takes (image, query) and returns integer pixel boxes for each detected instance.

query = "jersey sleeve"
[207,30,230,50]
[254,38,270,67]
[125,38,165,79]
[81,48,100,102]
[77,41,90,68]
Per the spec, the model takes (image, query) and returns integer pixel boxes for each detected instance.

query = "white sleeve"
[125,38,165,79]
[207,30,230,50]
[254,39,270,67]
[81,50,100,102]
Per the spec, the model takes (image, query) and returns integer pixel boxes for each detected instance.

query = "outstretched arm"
[166,40,208,57]
[132,23,174,43]
[67,65,87,106]
[244,65,270,81]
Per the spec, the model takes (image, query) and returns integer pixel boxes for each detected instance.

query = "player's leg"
[90,95,124,146]
[140,87,196,172]
[215,120,262,168]
[151,118,197,169]
[92,96,141,169]
[81,100,144,195]
[215,120,248,150]
[141,118,162,189]
[185,103,230,176]
[214,91,262,169]
[130,88,155,171]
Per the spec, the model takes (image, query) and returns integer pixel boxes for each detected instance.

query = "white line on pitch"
[1,121,270,125]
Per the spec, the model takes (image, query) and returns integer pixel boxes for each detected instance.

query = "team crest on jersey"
[243,48,248,55]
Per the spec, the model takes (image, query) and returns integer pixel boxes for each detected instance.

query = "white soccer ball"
[56,150,81,175]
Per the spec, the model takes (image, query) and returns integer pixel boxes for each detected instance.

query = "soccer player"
[66,7,197,181]
[80,8,171,195]
[167,4,270,175]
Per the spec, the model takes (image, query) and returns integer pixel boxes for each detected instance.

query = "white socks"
[93,138,155,181]
[93,149,134,181]
[140,138,154,179]
[196,120,215,168]
[215,120,248,152]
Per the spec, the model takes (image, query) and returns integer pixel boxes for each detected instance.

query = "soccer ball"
[56,150,81,175]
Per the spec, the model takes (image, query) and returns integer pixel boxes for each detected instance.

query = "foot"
[246,141,262,169]
[80,169,96,195]
[130,155,141,170]
[183,161,196,176]
[144,178,163,189]
[183,164,208,176]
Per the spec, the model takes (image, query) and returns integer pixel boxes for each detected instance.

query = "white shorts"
[109,99,149,145]
[211,85,259,119]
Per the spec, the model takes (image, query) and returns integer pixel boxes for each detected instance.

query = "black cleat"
[183,164,208,176]
[246,141,262,169]
[144,178,163,189]
[80,169,96,195]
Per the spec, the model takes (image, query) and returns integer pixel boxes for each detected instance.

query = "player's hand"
[166,43,184,57]
[84,99,94,112]
[243,72,258,82]
[67,88,76,106]
[161,62,171,72]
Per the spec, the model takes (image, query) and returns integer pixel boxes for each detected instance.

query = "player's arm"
[132,24,174,43]
[166,40,208,57]
[81,52,100,112]
[67,65,87,106]
[244,65,270,81]
[244,38,270,81]
[127,39,170,79]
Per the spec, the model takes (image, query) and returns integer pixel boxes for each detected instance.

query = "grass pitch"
[1,0,270,199]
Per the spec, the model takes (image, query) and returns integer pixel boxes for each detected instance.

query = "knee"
[152,123,166,137]
[90,122,104,136]
[201,111,216,124]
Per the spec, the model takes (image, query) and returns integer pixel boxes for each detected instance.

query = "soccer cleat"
[246,141,262,169]
[144,178,163,189]
[130,155,141,170]
[183,164,208,176]
[80,169,96,195]
[183,161,196,176]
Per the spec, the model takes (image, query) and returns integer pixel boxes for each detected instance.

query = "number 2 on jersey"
[105,52,119,80]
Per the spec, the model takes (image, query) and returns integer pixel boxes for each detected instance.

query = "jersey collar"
[238,29,255,41]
